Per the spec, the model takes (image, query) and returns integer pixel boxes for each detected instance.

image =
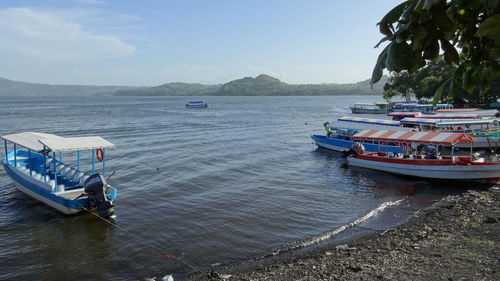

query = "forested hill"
[112,74,387,96]
[0,77,137,97]
[112,82,220,96]
[216,74,386,96]
[0,74,387,96]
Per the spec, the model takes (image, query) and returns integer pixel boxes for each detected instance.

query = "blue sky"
[0,0,401,86]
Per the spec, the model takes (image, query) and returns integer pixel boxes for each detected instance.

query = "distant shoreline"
[0,74,387,97]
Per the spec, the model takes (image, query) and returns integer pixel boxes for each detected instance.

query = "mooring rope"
[82,207,201,272]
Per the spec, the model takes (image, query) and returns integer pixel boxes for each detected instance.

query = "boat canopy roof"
[418,114,480,119]
[352,129,475,145]
[338,116,400,127]
[387,112,422,117]
[400,117,498,127]
[1,132,115,152]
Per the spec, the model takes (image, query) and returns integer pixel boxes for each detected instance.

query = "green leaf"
[379,1,409,25]
[476,13,500,46]
[379,22,393,37]
[462,67,476,94]
[448,78,458,98]
[432,78,450,105]
[386,42,412,72]
[371,45,390,85]
[374,36,390,48]
[422,0,442,10]
[423,40,439,59]
[439,39,459,64]
[412,26,428,50]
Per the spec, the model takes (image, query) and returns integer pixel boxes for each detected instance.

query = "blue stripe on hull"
[3,162,86,213]
[311,135,402,153]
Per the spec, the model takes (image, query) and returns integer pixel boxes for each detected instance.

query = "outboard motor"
[83,173,115,218]
[342,148,357,158]
[342,142,365,157]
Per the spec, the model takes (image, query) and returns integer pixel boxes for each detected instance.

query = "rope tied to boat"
[82,207,230,280]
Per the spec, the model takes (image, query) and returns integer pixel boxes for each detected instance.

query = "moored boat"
[350,102,389,114]
[1,132,117,218]
[311,123,402,153]
[186,100,208,108]
[346,129,500,183]
[399,118,500,148]
[339,116,500,149]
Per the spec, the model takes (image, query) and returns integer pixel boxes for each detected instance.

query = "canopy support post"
[59,151,62,162]
[29,150,33,178]
[77,151,80,172]
[41,149,46,183]
[470,142,473,162]
[102,149,106,178]
[53,152,58,191]
[13,144,17,167]
[91,149,95,175]
[4,140,7,163]
[451,145,454,163]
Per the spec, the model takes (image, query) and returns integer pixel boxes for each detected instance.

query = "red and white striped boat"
[347,129,500,183]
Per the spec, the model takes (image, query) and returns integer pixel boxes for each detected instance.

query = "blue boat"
[186,100,208,108]
[311,124,402,153]
[1,132,117,218]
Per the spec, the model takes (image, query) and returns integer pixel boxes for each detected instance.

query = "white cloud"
[0,7,135,63]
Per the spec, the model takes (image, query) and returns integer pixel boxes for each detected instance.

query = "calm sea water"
[0,96,464,280]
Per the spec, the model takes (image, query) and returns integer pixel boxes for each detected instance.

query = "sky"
[0,0,402,86]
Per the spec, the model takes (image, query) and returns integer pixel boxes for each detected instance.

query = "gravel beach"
[183,186,500,281]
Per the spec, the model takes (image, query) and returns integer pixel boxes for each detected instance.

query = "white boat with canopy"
[346,129,500,183]
[1,132,117,218]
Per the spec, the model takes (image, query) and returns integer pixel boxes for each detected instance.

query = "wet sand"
[183,186,500,281]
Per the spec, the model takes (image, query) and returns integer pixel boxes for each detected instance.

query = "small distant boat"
[1,132,117,218]
[346,129,500,183]
[186,101,208,108]
[350,102,389,114]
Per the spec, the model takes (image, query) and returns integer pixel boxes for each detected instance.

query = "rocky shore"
[183,186,500,281]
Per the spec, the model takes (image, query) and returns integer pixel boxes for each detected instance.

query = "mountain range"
[0,74,387,97]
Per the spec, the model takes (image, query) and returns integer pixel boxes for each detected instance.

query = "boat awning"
[352,129,475,145]
[338,116,400,127]
[418,114,480,119]
[1,132,115,152]
[387,112,422,117]
[400,117,498,127]
[399,118,441,126]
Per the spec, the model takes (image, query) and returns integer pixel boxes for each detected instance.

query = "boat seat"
[79,175,90,186]
[56,163,65,170]
[56,184,65,192]
[45,158,54,168]
[73,172,84,182]
[65,168,77,180]
[60,166,71,176]
[48,180,56,191]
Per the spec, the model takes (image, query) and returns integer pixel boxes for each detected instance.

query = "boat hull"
[3,162,85,214]
[348,154,500,182]
[350,108,388,114]
[311,135,402,153]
